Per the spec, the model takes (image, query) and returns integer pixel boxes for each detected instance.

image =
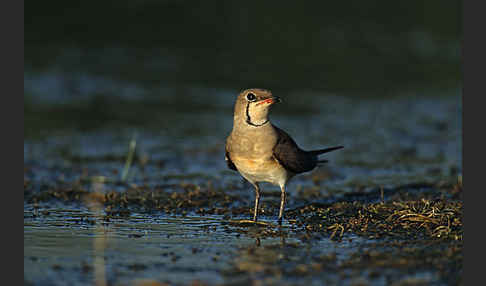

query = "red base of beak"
[256,98,276,106]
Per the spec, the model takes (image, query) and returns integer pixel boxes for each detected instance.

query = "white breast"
[232,156,293,187]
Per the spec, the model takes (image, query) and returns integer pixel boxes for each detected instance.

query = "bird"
[225,88,343,224]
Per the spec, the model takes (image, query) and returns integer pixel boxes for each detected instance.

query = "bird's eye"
[246,93,256,101]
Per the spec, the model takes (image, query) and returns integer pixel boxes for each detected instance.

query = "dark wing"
[225,146,237,171]
[272,125,317,174]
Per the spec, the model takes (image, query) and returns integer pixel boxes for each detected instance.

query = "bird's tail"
[313,146,343,164]
[310,146,344,156]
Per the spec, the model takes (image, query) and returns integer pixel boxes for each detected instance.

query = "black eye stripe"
[246,93,256,101]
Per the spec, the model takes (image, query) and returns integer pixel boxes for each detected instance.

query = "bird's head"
[233,88,281,127]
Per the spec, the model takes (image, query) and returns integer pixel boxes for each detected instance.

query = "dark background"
[24,0,463,140]
[25,0,461,96]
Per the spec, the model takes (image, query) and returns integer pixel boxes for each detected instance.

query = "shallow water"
[25,203,386,286]
[25,205,237,285]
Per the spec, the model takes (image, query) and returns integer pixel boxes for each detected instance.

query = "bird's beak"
[256,96,281,106]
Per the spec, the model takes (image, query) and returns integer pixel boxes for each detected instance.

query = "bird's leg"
[252,183,261,222]
[278,185,286,225]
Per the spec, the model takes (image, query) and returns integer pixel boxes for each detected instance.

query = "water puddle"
[26,204,349,285]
